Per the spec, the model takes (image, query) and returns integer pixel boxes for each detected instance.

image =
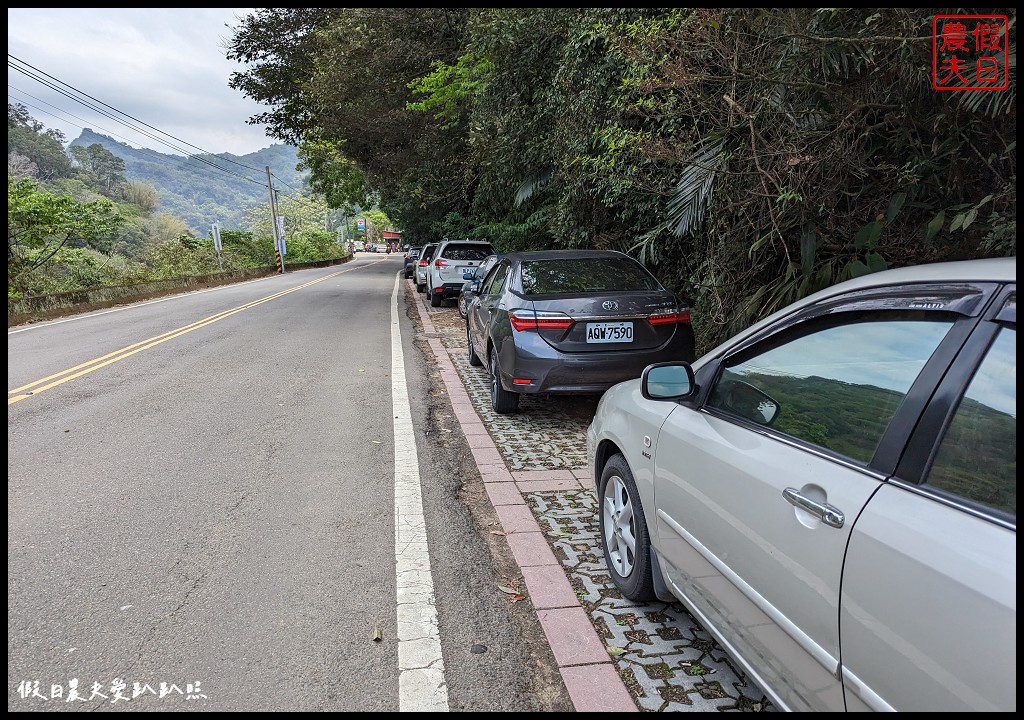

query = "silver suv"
[414,243,438,294]
[425,240,495,307]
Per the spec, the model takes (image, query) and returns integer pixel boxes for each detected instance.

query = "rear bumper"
[497,332,693,395]
[431,283,465,299]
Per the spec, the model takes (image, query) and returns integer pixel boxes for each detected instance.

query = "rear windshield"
[520,256,663,295]
[441,243,493,261]
[421,245,437,259]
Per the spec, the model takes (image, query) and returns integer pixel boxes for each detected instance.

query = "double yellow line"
[9,271,345,405]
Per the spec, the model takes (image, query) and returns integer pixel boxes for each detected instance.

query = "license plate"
[586,322,633,343]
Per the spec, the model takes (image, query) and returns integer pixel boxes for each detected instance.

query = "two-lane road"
[8,255,571,712]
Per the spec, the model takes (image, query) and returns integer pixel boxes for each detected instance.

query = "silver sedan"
[587,257,1016,712]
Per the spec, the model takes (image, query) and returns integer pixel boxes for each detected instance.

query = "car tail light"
[648,309,692,326]
[509,310,575,332]
[434,258,449,268]
[418,259,429,267]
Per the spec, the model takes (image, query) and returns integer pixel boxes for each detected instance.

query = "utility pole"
[265,166,285,273]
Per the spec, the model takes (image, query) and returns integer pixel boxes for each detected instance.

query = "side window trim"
[731,282,1001,356]
[895,285,1016,510]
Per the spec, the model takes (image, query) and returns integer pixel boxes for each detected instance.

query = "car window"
[473,255,498,278]
[421,245,436,260]
[441,243,493,261]
[707,316,956,464]
[926,324,1016,516]
[519,256,662,295]
[481,262,509,297]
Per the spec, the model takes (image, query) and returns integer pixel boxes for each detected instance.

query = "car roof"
[438,239,493,247]
[799,256,1015,301]
[698,256,1016,365]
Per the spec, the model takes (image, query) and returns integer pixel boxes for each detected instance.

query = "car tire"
[430,291,442,307]
[489,350,519,414]
[467,323,482,366]
[598,453,657,601]
[458,294,469,320]
[417,282,425,293]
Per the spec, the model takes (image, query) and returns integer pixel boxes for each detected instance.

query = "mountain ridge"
[68,129,308,234]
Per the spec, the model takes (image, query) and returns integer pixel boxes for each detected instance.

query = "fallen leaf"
[371,440,382,444]
[607,646,628,657]
[497,585,518,595]
[489,530,507,536]
[511,594,526,602]
[372,625,382,642]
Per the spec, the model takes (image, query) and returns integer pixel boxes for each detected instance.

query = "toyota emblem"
[602,300,619,311]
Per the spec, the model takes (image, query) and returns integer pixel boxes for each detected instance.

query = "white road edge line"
[391,272,449,712]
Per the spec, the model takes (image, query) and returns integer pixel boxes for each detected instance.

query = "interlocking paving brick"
[410,285,774,712]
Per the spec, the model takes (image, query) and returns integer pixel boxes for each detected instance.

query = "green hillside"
[68,128,308,234]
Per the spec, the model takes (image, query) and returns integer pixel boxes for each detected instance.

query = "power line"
[9,54,266,178]
[8,88,262,190]
[8,55,329,216]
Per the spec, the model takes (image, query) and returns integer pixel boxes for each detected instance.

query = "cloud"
[8,8,278,156]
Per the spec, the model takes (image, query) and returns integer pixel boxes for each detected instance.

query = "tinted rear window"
[520,256,663,295]
[421,245,437,259]
[441,243,493,261]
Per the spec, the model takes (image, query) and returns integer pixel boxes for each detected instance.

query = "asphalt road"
[7,256,571,712]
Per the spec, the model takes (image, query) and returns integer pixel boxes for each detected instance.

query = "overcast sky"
[7,8,280,157]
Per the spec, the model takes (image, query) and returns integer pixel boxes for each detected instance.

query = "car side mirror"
[712,379,781,425]
[641,363,695,400]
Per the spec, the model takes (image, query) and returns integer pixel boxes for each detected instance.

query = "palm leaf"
[514,167,553,206]
[666,136,725,238]
[958,41,1016,117]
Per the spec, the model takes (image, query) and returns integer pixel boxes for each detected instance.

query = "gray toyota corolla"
[465,249,695,413]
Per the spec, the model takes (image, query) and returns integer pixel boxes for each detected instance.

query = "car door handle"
[782,488,845,529]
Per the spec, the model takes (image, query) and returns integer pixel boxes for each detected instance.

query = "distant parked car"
[415,243,438,293]
[465,249,694,413]
[586,256,1016,712]
[426,239,495,308]
[403,246,423,279]
[457,253,505,319]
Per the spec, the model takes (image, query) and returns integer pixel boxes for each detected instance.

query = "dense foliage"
[228,7,1016,352]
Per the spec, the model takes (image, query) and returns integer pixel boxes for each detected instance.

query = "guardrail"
[7,256,353,327]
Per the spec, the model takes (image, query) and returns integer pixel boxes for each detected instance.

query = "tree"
[123,179,161,212]
[8,102,72,180]
[8,177,124,296]
[296,131,370,211]
[69,143,128,195]
[227,8,475,244]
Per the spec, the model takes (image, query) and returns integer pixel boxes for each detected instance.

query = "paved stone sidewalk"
[412,285,774,712]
